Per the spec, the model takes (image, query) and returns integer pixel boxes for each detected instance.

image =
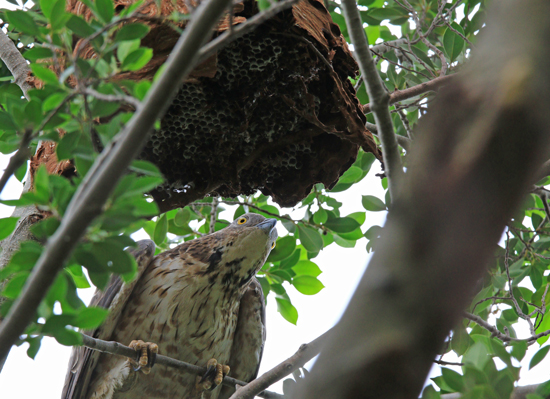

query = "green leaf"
[257,0,270,11]
[281,218,296,233]
[280,249,301,270]
[121,48,153,71]
[530,346,550,370]
[72,307,109,329]
[30,64,59,86]
[154,214,168,245]
[275,297,298,325]
[510,341,527,361]
[66,15,95,37]
[324,217,360,233]
[0,217,19,241]
[90,242,136,274]
[292,275,324,295]
[56,131,80,160]
[443,22,465,63]
[313,208,328,224]
[292,260,321,277]
[441,367,464,393]
[462,341,489,370]
[53,328,82,346]
[95,0,114,22]
[129,160,162,177]
[115,23,150,42]
[14,161,28,182]
[5,10,40,36]
[2,271,29,298]
[0,111,18,131]
[26,336,42,359]
[334,234,356,248]
[362,195,387,211]
[297,225,323,252]
[338,166,363,184]
[174,207,190,227]
[24,47,54,61]
[267,235,296,262]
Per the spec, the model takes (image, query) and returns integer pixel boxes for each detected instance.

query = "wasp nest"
[68,0,379,211]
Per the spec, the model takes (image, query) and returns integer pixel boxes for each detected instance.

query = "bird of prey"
[62,213,277,399]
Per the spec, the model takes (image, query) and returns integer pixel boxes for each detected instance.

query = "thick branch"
[340,0,403,200]
[296,2,550,399]
[362,74,455,114]
[229,329,331,399]
[0,30,32,99]
[0,0,234,361]
[78,333,283,399]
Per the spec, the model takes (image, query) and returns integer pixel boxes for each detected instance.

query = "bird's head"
[225,213,278,259]
[210,213,277,289]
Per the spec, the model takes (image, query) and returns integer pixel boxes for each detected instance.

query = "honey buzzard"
[62,213,277,399]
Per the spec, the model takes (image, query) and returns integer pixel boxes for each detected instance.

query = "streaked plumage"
[62,213,277,399]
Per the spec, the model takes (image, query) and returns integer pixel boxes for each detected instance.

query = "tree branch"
[340,0,403,200]
[229,329,332,399]
[78,333,284,399]
[0,29,32,99]
[0,0,234,361]
[362,74,455,114]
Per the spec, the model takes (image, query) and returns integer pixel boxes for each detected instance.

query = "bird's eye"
[271,242,276,249]
[237,218,247,225]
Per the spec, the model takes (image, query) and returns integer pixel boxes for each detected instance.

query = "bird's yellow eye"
[237,218,247,225]
[271,242,276,249]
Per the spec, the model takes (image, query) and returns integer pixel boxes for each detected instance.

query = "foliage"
[1,0,550,397]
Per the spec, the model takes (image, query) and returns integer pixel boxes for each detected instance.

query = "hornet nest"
[66,0,380,212]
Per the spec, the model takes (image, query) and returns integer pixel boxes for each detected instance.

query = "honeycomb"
[67,0,379,211]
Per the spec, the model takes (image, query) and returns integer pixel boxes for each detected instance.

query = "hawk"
[62,213,277,399]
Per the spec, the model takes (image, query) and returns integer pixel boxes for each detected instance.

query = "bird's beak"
[257,218,277,234]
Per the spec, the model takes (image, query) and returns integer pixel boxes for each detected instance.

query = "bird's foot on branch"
[196,358,230,391]
[127,340,159,374]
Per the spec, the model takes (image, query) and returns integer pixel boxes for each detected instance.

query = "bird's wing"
[61,240,156,399]
[218,277,266,399]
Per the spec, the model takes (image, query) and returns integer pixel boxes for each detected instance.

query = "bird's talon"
[196,358,230,391]
[128,340,159,375]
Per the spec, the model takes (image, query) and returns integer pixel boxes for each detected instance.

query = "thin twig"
[370,38,408,55]
[197,0,299,64]
[505,231,536,336]
[362,74,454,114]
[78,333,284,399]
[209,197,219,233]
[340,0,403,200]
[464,312,550,344]
[229,329,332,399]
[81,87,141,109]
[445,20,473,47]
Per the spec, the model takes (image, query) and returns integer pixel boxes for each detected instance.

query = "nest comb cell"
[67,0,380,212]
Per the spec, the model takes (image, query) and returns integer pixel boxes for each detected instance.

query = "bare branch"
[340,0,403,200]
[0,0,234,361]
[229,329,332,399]
[362,74,454,114]
[81,87,141,109]
[78,333,284,399]
[370,38,408,55]
[0,30,32,99]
